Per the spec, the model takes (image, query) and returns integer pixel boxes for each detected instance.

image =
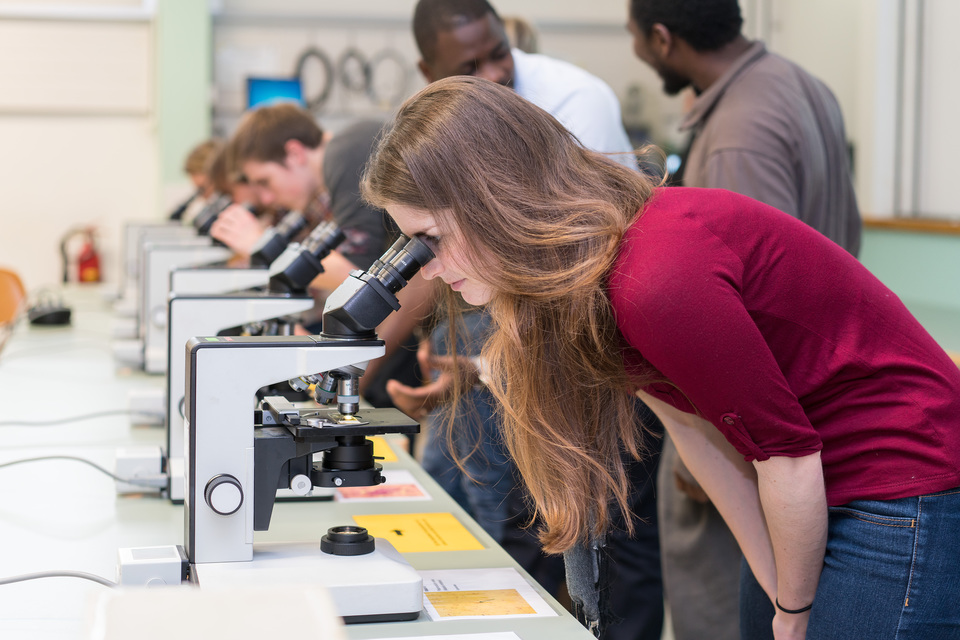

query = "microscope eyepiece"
[320,235,434,340]
[303,220,346,256]
[275,210,308,239]
[193,192,233,235]
[365,236,407,275]
[267,221,346,294]
[249,210,309,267]
[367,235,434,295]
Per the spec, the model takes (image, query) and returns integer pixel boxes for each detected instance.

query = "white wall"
[209,0,882,184]
[2,0,956,295]
[0,2,157,294]
[210,0,686,147]
[912,0,959,218]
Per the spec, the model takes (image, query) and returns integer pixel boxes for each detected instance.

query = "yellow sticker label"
[426,589,537,617]
[352,512,484,552]
[369,435,397,462]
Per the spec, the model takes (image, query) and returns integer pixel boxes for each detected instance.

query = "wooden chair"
[0,267,26,355]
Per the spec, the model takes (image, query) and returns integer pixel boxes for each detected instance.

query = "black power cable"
[337,47,371,94]
[0,456,166,489]
[367,48,411,107]
[0,409,160,427]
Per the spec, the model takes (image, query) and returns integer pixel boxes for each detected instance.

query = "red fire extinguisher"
[60,226,102,283]
[77,230,101,282]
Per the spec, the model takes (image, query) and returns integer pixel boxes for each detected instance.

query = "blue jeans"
[421,383,516,541]
[420,311,566,596]
[419,310,515,540]
[740,485,960,639]
[421,311,664,639]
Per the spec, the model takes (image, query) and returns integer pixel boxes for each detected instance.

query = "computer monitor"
[246,77,305,109]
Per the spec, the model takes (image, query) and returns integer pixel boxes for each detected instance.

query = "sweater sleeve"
[612,204,824,461]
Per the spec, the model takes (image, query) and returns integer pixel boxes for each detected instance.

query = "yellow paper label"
[369,435,397,462]
[426,589,537,617]
[352,512,484,552]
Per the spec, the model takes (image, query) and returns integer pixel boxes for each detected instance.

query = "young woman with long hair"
[362,75,960,640]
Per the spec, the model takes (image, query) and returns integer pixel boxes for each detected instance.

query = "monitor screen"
[246,77,305,109]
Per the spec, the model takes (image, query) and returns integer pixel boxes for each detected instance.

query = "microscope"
[112,222,199,339]
[113,209,304,341]
[190,191,233,236]
[151,221,345,502]
[134,209,313,374]
[167,209,308,296]
[250,209,308,267]
[113,236,232,372]
[116,213,311,429]
[177,235,434,622]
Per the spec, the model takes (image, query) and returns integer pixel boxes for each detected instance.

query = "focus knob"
[204,474,243,515]
[289,473,313,496]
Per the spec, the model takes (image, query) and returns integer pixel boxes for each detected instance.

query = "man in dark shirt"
[225,104,432,406]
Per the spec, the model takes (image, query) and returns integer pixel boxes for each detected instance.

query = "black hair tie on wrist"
[776,598,813,614]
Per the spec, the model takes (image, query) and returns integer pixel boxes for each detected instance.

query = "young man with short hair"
[220,104,432,408]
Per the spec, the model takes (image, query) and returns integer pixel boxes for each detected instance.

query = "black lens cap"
[320,525,375,556]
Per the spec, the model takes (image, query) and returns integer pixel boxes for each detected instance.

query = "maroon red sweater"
[609,187,960,505]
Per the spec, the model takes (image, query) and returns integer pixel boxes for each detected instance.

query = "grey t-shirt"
[680,41,862,256]
[322,119,398,270]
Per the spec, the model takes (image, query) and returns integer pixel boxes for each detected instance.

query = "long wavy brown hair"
[362,76,659,553]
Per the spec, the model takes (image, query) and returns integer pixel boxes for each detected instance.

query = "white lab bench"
[0,285,594,640]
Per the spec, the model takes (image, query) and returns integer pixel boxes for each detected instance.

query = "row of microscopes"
[108,198,433,623]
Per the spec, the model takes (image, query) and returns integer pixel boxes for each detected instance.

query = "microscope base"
[191,539,422,623]
[128,387,164,425]
[113,338,144,369]
[111,314,137,338]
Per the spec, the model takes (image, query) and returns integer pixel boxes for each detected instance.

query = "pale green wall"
[156,0,212,199]
[860,228,960,352]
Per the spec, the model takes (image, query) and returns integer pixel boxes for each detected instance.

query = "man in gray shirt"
[627,1,862,639]
[630,0,861,255]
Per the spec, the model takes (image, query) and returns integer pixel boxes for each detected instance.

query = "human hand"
[772,609,809,640]
[385,336,481,420]
[210,204,267,257]
[386,377,453,420]
[387,338,453,419]
[293,323,310,336]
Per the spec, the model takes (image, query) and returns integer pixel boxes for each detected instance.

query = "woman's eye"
[417,234,441,253]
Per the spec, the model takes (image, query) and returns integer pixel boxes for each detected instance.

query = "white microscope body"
[112,222,197,337]
[183,335,423,622]
[160,221,345,501]
[180,236,435,623]
[140,242,234,374]
[112,238,231,371]
[163,293,313,501]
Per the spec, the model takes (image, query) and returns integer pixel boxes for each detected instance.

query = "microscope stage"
[191,538,423,623]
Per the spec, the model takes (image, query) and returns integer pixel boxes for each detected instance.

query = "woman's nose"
[420,257,442,280]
